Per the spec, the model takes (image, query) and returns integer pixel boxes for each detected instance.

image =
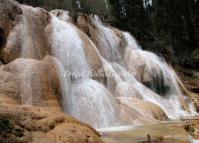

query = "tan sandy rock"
[0,104,104,143]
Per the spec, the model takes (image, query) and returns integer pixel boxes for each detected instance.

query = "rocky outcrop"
[0,0,22,45]
[0,57,61,108]
[0,0,22,61]
[0,1,104,138]
[0,103,103,143]
[0,57,104,143]
[0,1,50,63]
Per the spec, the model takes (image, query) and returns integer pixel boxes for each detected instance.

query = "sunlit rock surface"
[117,97,168,121]
[0,104,104,143]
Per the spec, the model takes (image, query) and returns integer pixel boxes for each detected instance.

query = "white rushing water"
[45,13,197,129]
[90,15,122,63]
[1,1,198,137]
[123,33,197,118]
[49,15,121,128]
[89,15,197,119]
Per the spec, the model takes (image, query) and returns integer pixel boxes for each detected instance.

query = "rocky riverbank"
[0,102,104,143]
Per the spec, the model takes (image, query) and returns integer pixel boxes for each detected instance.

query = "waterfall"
[1,5,50,63]
[48,15,121,128]
[20,6,49,59]
[90,15,122,63]
[123,33,197,117]
[89,15,197,119]
[5,3,197,129]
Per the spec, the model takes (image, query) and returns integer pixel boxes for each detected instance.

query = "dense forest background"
[16,0,199,69]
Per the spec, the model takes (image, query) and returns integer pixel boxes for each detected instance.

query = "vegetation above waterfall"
[16,0,199,69]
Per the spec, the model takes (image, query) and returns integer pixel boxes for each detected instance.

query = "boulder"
[119,104,156,125]
[0,104,104,143]
[117,97,168,121]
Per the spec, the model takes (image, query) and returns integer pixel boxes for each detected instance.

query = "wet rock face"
[0,0,22,40]
[0,0,23,63]
[76,14,91,35]
[118,97,168,121]
[0,58,62,108]
[0,56,104,143]
[0,1,51,63]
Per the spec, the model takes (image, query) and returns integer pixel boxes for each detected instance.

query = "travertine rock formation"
[0,103,104,143]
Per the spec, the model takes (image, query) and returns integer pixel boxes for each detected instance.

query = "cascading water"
[11,7,195,128]
[123,32,197,117]
[47,15,121,128]
[123,32,180,96]
[18,60,35,104]
[89,15,122,63]
[1,1,199,141]
[89,15,197,119]
[20,6,49,59]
